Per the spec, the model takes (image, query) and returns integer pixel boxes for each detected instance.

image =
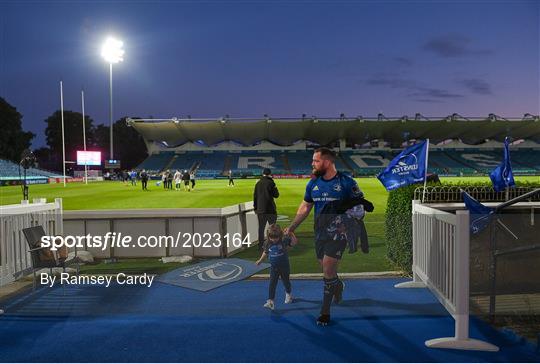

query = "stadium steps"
[162,155,178,172]
[222,155,232,175]
[191,161,201,172]
[444,151,479,172]
[282,154,291,173]
[337,153,355,174]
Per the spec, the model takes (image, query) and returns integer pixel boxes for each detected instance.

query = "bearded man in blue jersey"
[285,147,364,326]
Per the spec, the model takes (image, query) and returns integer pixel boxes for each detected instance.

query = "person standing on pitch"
[161,171,167,189]
[285,147,364,326]
[190,171,196,190]
[253,168,279,251]
[174,169,182,191]
[140,169,149,191]
[167,170,174,190]
[182,170,191,191]
[228,169,234,186]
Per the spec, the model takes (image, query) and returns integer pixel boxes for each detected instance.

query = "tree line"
[0,97,147,172]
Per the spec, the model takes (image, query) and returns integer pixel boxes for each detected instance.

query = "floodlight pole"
[102,36,123,162]
[109,63,114,160]
[81,90,88,184]
[60,81,66,187]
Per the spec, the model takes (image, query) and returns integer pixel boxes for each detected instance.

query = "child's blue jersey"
[264,236,292,265]
[303,172,363,240]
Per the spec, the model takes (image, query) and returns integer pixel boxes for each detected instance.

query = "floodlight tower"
[101,37,124,160]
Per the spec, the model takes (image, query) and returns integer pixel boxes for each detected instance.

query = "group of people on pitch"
[160,169,196,191]
[254,147,374,326]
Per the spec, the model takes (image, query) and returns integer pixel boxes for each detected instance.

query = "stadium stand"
[228,151,288,176]
[136,152,175,173]
[130,118,540,178]
[285,150,313,175]
[135,148,540,178]
[169,151,229,178]
[0,159,63,180]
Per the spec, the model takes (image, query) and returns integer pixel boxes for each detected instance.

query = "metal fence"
[0,198,63,287]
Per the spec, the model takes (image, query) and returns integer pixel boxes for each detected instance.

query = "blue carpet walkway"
[0,278,538,362]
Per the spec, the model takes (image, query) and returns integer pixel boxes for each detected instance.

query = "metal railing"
[395,200,499,351]
[0,198,63,286]
[415,186,540,203]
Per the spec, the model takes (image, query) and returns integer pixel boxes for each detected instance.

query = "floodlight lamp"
[101,37,124,64]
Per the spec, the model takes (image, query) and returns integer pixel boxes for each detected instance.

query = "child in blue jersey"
[255,224,297,310]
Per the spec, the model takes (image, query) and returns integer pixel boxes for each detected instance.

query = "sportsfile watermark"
[40,232,252,251]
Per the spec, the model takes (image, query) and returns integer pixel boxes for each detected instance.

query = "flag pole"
[422,139,430,203]
[60,81,66,187]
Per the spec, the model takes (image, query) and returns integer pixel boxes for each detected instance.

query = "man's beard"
[312,167,325,177]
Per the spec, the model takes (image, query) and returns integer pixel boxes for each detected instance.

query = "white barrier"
[62,202,258,258]
[0,198,63,287]
[395,200,499,352]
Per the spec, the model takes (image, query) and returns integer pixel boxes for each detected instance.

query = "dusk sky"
[1,0,539,148]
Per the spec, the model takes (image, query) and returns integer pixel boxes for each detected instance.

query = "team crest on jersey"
[312,186,319,191]
[333,184,342,192]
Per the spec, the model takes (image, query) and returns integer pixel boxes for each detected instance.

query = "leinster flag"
[490,137,515,192]
[377,140,428,191]
[462,191,494,234]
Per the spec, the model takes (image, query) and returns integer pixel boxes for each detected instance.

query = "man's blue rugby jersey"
[303,172,363,241]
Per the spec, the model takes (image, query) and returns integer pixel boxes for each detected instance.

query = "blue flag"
[489,137,515,192]
[462,191,494,234]
[377,140,428,191]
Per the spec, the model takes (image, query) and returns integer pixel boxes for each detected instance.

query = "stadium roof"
[128,116,540,147]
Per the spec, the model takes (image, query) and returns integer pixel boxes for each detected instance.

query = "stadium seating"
[340,151,391,176]
[135,148,540,178]
[136,152,175,172]
[228,151,288,175]
[0,159,63,179]
[285,151,313,175]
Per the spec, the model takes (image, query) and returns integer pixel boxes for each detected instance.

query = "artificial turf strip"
[1,278,539,362]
